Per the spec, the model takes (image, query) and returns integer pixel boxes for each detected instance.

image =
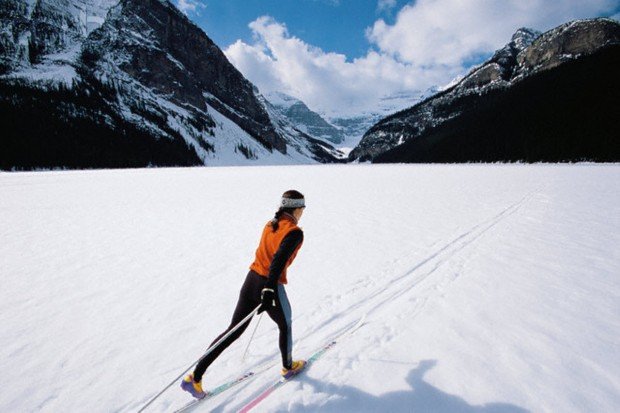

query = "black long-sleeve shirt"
[266,229,304,288]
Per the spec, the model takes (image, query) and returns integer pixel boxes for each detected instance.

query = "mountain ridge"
[349,18,620,163]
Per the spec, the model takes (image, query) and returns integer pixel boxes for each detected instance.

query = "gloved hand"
[259,288,276,313]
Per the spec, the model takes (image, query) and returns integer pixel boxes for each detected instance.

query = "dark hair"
[271,189,304,231]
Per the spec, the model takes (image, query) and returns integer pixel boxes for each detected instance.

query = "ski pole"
[137,304,262,413]
[241,311,263,362]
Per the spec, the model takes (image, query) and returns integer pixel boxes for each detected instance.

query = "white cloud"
[377,0,398,13]
[176,0,205,15]
[224,1,619,117]
[225,17,450,117]
[367,0,618,67]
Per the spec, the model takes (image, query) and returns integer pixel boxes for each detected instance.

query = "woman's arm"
[266,229,304,287]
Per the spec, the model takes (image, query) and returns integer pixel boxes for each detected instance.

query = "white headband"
[280,197,305,209]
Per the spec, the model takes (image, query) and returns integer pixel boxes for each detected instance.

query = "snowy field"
[1,164,619,413]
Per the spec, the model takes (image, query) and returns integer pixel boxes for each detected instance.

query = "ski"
[238,315,366,413]
[173,363,273,413]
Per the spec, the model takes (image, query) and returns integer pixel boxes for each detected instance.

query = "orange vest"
[250,216,303,285]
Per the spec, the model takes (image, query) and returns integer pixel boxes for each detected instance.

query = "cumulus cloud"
[225,17,448,117]
[225,0,619,117]
[377,0,398,13]
[367,0,618,67]
[176,0,204,15]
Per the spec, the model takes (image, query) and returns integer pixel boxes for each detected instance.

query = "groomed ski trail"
[301,189,538,344]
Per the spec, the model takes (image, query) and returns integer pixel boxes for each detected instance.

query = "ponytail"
[270,209,288,231]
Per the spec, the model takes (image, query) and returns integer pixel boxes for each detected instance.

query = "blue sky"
[177,0,620,117]
[184,0,409,59]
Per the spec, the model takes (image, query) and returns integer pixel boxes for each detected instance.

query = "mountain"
[265,90,427,153]
[330,90,427,150]
[350,19,620,163]
[0,0,342,170]
[266,92,345,144]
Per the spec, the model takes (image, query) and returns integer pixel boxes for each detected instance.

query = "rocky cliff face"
[0,0,341,170]
[350,19,620,163]
[0,0,115,73]
[82,0,286,153]
[459,28,541,90]
[515,19,620,76]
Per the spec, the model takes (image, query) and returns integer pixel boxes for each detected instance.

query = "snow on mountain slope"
[199,102,330,166]
[1,0,118,78]
[265,92,346,145]
[263,90,429,154]
[1,0,342,169]
[328,90,428,153]
[1,164,619,412]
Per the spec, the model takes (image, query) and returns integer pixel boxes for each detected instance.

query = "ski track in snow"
[1,164,619,413]
[311,188,537,330]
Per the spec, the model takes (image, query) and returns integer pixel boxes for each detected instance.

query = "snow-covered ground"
[1,164,619,413]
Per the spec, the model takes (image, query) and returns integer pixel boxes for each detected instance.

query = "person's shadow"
[292,359,530,412]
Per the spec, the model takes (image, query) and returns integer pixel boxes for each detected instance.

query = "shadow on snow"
[295,359,530,413]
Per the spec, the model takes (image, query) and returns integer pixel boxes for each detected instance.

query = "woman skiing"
[181,190,307,399]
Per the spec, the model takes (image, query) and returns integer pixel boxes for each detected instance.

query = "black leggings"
[193,271,293,382]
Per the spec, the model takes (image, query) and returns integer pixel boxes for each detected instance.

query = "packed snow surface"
[1,164,619,413]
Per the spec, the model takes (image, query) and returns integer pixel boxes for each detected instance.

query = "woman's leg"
[266,284,293,369]
[193,272,262,382]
